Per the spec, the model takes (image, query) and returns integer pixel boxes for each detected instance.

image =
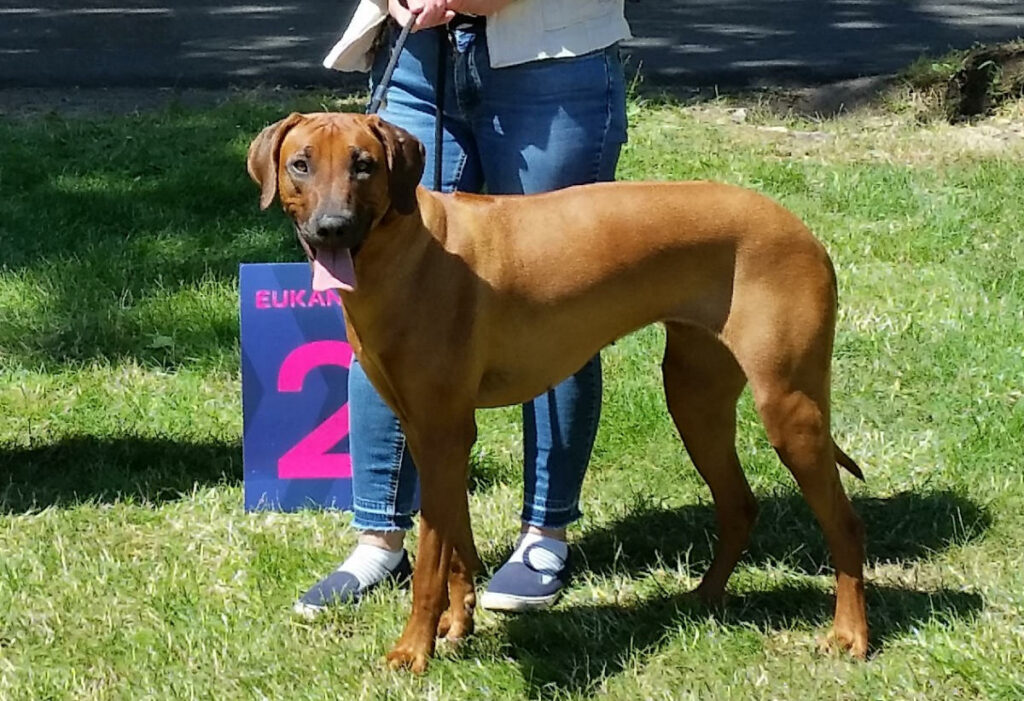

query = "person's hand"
[388,0,455,31]
[445,0,515,15]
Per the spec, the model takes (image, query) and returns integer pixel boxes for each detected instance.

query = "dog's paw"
[386,644,432,674]
[817,626,868,659]
[437,606,475,642]
[387,628,436,674]
[688,582,726,607]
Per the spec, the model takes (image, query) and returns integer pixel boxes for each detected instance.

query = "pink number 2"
[276,340,354,479]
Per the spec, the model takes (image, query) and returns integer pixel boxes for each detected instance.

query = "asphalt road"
[0,1,1022,90]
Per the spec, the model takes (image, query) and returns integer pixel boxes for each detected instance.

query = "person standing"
[296,0,630,616]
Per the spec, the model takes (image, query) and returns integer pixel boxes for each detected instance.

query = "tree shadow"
[0,1,369,91]
[0,96,364,370]
[623,0,1024,92]
[0,436,241,513]
[474,489,990,697]
[3,1,1021,92]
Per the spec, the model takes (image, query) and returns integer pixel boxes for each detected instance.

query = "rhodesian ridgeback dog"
[248,112,868,672]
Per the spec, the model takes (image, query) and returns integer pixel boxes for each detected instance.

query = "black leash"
[366,15,446,192]
[365,16,414,115]
[432,28,446,193]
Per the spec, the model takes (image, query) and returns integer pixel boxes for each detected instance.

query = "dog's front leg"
[387,509,452,673]
[386,409,478,673]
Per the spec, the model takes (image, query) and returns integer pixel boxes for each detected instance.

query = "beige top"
[323,0,630,72]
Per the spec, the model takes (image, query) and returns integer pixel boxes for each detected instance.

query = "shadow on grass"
[503,583,983,699]
[0,436,241,513]
[571,490,991,578]
[475,489,989,697]
[480,490,989,580]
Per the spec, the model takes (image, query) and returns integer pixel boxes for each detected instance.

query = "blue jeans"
[349,22,627,532]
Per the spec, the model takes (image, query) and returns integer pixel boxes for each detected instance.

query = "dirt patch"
[945,41,1024,122]
[767,76,899,118]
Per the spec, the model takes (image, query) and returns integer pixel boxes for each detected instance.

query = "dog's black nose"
[316,213,356,239]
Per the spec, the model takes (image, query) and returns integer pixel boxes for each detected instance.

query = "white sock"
[337,543,404,589]
[509,533,568,571]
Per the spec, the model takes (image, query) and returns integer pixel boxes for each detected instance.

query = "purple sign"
[240,262,354,511]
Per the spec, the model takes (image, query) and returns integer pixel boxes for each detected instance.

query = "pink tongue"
[312,248,357,292]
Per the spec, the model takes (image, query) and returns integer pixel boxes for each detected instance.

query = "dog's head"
[247,112,424,292]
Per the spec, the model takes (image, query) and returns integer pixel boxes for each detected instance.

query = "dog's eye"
[291,159,309,174]
[352,159,375,176]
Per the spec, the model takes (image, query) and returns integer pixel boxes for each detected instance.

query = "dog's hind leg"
[736,317,868,658]
[662,323,756,603]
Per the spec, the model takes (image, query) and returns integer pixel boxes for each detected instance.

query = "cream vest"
[323,0,630,72]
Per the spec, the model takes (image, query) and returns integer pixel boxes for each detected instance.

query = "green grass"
[2,92,1023,699]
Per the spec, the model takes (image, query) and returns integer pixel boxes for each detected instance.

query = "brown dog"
[248,112,868,672]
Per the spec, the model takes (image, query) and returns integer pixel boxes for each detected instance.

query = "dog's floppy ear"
[367,115,425,215]
[247,112,305,210]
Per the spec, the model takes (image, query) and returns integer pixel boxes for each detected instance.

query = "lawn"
[1,89,1022,699]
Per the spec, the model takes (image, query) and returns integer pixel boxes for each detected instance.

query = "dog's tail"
[834,441,865,481]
